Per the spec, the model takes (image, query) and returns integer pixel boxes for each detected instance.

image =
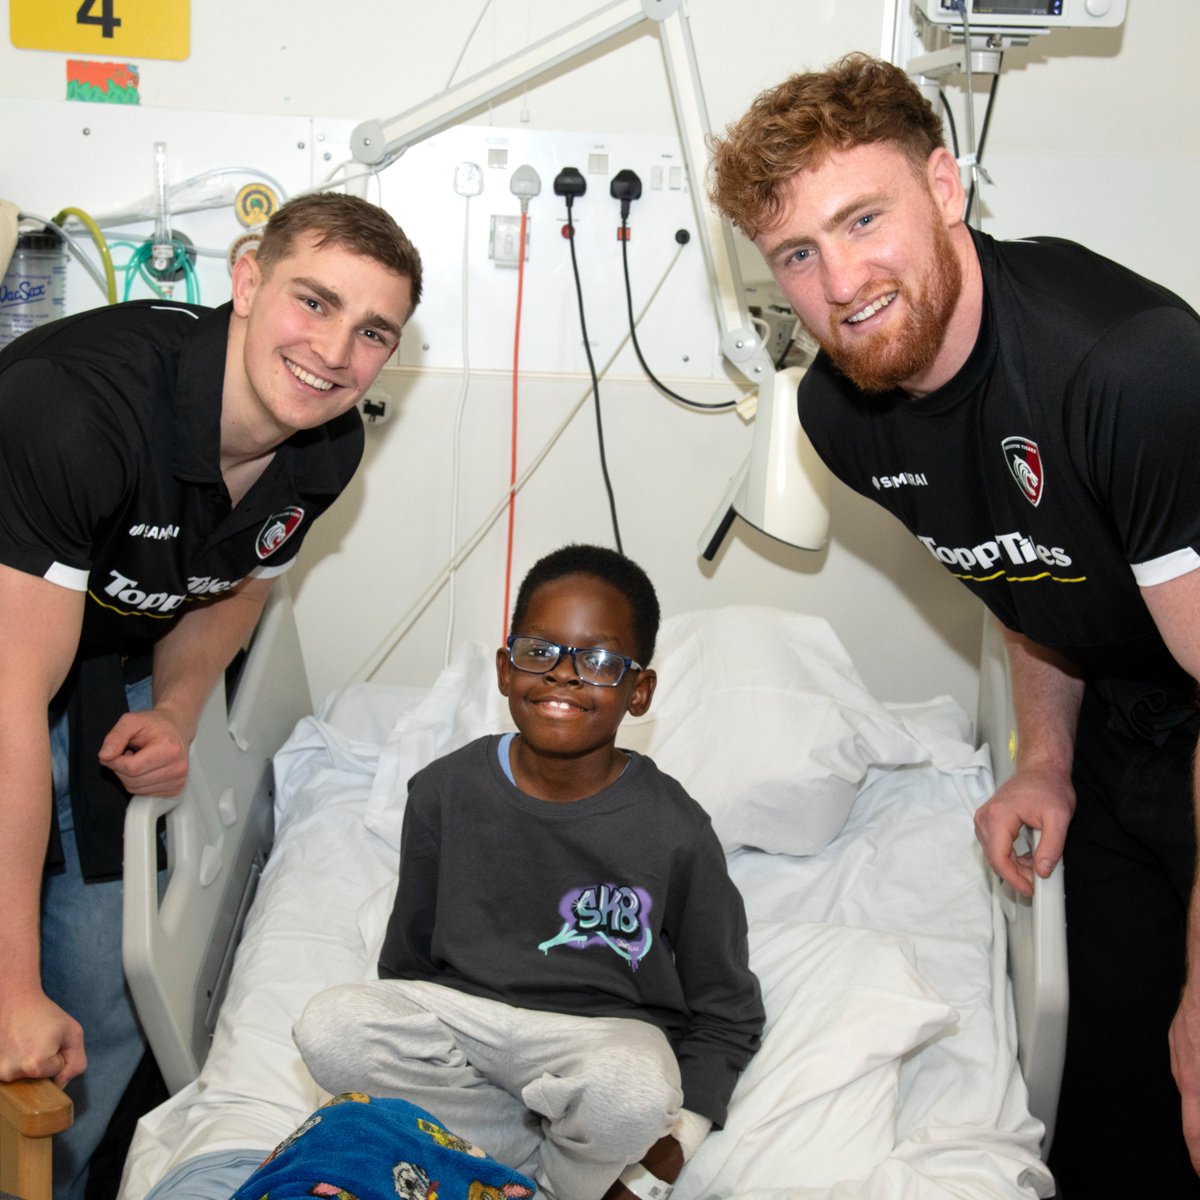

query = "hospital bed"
[1,596,1066,1200]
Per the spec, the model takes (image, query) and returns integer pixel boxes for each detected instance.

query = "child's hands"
[602,1134,684,1199]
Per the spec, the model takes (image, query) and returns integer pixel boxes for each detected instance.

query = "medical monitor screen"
[971,1,1062,13]
[918,0,1126,28]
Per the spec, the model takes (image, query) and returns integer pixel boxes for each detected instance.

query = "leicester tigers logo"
[1001,437,1043,507]
[256,506,305,559]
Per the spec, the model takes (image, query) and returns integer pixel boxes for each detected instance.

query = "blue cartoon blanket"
[228,1093,535,1200]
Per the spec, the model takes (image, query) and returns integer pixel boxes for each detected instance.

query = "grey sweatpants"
[293,979,682,1200]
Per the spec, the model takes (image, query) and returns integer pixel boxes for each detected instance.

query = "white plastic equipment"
[122,580,313,1095]
[977,611,1069,1154]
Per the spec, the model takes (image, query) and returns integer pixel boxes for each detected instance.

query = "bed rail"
[977,612,1069,1155]
[123,579,314,1096]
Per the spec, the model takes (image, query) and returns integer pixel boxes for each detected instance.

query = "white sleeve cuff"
[671,1108,712,1162]
[44,560,89,590]
[1131,546,1200,588]
[248,558,297,580]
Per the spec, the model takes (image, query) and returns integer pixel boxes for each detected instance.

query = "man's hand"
[0,990,86,1089]
[973,765,1075,897]
[1170,986,1200,1173]
[979,622,1084,898]
[98,707,190,796]
[0,566,87,1092]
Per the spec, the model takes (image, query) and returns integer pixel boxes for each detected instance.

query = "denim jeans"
[41,675,154,1200]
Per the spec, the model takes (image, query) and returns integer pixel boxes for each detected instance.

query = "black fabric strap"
[68,653,134,883]
[44,651,165,883]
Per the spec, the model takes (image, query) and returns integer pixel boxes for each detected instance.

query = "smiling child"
[294,544,763,1200]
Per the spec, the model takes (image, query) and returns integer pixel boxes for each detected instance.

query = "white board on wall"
[367,122,728,382]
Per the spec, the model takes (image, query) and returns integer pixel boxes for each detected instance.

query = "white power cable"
[442,192,475,668]
[18,211,109,298]
[174,165,291,204]
[318,0,496,185]
[67,166,292,231]
[351,243,689,684]
[314,159,391,197]
[446,0,496,90]
[960,3,983,228]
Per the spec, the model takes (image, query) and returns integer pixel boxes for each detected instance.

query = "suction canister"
[0,229,67,348]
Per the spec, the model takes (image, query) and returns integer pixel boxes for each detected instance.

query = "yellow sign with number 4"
[11,0,190,61]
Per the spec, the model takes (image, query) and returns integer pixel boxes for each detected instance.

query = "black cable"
[939,89,961,160]
[619,222,737,412]
[563,202,623,553]
[965,68,1001,222]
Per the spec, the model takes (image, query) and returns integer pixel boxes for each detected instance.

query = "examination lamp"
[349,0,830,559]
[699,367,830,560]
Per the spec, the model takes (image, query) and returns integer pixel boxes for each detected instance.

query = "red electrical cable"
[501,210,529,644]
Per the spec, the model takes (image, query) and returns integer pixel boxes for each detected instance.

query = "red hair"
[709,53,945,238]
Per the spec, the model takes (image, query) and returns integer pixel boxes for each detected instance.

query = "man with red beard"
[711,52,1200,1198]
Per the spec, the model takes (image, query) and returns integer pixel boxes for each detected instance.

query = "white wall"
[2,0,1195,716]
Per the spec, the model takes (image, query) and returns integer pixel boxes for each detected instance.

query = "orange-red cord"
[502,209,529,644]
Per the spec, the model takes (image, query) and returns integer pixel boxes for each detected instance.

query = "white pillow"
[365,643,512,849]
[673,921,957,1196]
[622,607,930,854]
[316,682,430,746]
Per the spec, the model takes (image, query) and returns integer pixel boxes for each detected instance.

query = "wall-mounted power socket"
[359,382,391,425]
[489,214,529,267]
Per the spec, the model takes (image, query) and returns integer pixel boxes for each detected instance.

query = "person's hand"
[601,1134,685,1200]
[1170,983,1200,1173]
[973,765,1075,897]
[640,1132,685,1184]
[0,989,86,1088]
[98,707,190,796]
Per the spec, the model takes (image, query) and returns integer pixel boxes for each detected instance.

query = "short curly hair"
[510,544,661,667]
[256,192,423,317]
[709,53,945,239]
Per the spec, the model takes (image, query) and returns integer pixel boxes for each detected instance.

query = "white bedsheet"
[120,612,1054,1200]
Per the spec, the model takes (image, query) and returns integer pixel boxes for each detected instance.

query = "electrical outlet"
[454,162,483,196]
[359,383,391,424]
[489,214,528,267]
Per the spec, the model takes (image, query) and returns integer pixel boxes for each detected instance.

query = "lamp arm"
[653,5,770,388]
[351,0,650,167]
[350,1,824,552]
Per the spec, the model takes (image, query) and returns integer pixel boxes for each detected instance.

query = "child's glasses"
[506,635,642,687]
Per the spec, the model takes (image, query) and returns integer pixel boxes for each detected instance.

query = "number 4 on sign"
[9,0,190,61]
[77,0,121,38]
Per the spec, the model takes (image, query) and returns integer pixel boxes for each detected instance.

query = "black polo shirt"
[0,299,364,878]
[798,231,1200,690]
[0,299,364,657]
